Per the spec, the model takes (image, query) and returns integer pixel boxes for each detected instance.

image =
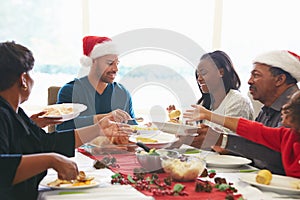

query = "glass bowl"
[161,155,206,181]
[136,149,179,172]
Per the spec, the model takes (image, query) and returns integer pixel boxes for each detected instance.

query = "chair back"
[47,86,61,132]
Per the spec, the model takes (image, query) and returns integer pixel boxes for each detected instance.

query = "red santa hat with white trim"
[253,50,300,81]
[80,36,118,68]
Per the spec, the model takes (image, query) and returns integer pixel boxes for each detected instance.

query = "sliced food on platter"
[40,103,87,121]
[240,173,300,195]
[205,155,252,168]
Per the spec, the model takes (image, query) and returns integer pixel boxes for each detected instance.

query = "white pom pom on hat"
[253,50,300,81]
[80,36,118,68]
[80,55,93,68]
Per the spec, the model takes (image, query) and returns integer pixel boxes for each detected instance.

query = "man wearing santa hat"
[215,50,300,175]
[56,36,137,132]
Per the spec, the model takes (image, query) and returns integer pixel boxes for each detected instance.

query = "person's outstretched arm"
[183,104,239,132]
[12,153,78,185]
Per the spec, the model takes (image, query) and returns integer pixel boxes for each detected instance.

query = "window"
[0,0,82,114]
[89,0,214,120]
[1,0,300,120]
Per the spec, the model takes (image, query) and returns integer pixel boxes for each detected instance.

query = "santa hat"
[253,50,300,81]
[80,36,118,68]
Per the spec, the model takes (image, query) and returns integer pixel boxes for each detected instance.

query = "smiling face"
[248,63,278,105]
[90,54,119,83]
[196,58,223,94]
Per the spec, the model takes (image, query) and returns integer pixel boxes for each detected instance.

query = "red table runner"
[78,148,243,200]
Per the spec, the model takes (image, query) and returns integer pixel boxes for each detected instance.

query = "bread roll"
[168,110,181,120]
[256,169,272,185]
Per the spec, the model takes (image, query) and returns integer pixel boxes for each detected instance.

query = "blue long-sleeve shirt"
[56,76,137,131]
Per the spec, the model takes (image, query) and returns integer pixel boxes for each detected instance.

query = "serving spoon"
[136,141,151,152]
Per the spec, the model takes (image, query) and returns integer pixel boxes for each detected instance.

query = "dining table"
[38,145,300,200]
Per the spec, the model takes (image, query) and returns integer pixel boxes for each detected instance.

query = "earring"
[22,84,28,91]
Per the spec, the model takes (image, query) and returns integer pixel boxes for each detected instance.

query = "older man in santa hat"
[215,50,300,175]
[56,36,137,134]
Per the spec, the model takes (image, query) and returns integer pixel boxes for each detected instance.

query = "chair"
[47,86,61,132]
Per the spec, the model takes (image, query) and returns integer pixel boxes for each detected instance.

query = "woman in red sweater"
[183,91,300,178]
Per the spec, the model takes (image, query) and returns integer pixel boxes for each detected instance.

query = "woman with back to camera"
[0,41,132,200]
[187,50,254,149]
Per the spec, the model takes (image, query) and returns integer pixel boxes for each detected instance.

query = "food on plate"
[136,136,158,143]
[43,105,74,116]
[256,169,272,185]
[47,179,72,187]
[290,180,300,189]
[161,156,205,181]
[131,125,158,131]
[47,171,95,187]
[166,105,181,123]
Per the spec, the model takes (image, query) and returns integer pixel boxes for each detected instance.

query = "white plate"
[40,177,99,190]
[152,121,198,135]
[240,173,300,195]
[129,132,179,149]
[205,155,252,168]
[40,103,87,121]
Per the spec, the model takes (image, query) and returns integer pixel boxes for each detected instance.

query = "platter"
[40,103,87,121]
[129,131,179,149]
[240,173,300,195]
[152,121,198,135]
[205,155,252,168]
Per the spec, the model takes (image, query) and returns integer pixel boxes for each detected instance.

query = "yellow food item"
[131,126,158,131]
[136,137,158,143]
[47,179,72,187]
[47,171,95,187]
[168,110,181,120]
[290,181,300,189]
[72,180,92,186]
[256,169,272,185]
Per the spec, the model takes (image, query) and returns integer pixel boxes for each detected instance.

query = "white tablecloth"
[38,150,299,200]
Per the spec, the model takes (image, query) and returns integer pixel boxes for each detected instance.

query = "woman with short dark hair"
[0,41,132,200]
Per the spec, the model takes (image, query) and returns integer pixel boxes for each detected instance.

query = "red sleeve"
[236,118,283,151]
